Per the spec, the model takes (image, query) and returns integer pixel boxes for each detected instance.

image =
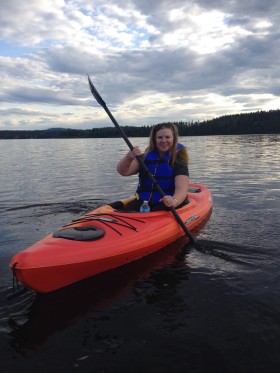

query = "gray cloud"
[0,0,279,130]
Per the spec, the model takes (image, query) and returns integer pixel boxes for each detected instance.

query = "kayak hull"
[10,183,213,293]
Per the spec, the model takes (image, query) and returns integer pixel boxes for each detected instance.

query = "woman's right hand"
[118,147,141,176]
[130,146,142,159]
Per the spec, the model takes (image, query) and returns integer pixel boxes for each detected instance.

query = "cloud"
[0,0,279,130]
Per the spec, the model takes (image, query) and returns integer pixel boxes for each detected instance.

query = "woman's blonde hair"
[145,123,179,166]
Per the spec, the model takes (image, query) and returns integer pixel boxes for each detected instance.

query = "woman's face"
[155,127,174,155]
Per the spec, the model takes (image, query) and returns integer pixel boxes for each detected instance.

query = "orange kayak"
[9,183,213,293]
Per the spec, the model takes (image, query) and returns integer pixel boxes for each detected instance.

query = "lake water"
[0,134,279,372]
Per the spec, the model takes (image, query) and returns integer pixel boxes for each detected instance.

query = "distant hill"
[0,109,279,139]
[46,127,68,132]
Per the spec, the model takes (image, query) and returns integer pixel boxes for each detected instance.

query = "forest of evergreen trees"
[0,109,279,139]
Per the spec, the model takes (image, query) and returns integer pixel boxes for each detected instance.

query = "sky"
[1,0,280,130]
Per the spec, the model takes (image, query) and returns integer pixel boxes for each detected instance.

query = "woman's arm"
[117,147,141,176]
[172,174,189,206]
[161,174,189,208]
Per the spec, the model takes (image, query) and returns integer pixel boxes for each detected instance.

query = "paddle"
[88,75,196,245]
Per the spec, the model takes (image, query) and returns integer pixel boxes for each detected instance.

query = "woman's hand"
[161,195,178,208]
[160,175,189,208]
[125,146,142,161]
[117,147,141,176]
[131,146,142,158]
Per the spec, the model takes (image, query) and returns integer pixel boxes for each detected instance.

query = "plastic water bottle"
[140,200,150,213]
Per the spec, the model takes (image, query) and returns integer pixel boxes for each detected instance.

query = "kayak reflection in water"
[117,123,190,211]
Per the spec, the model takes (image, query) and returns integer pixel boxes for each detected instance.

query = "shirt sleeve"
[174,155,189,177]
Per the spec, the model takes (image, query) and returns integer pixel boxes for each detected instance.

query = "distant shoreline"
[0,109,279,139]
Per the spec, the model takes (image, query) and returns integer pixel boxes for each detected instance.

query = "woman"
[117,123,189,211]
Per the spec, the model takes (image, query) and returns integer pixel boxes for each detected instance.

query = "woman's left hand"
[161,195,178,208]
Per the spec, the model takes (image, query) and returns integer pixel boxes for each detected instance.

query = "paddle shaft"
[88,76,196,244]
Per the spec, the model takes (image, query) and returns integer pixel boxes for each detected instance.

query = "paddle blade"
[88,75,106,107]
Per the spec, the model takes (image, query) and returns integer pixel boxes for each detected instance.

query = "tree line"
[0,109,279,139]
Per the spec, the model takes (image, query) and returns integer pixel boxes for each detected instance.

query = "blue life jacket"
[136,143,185,205]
